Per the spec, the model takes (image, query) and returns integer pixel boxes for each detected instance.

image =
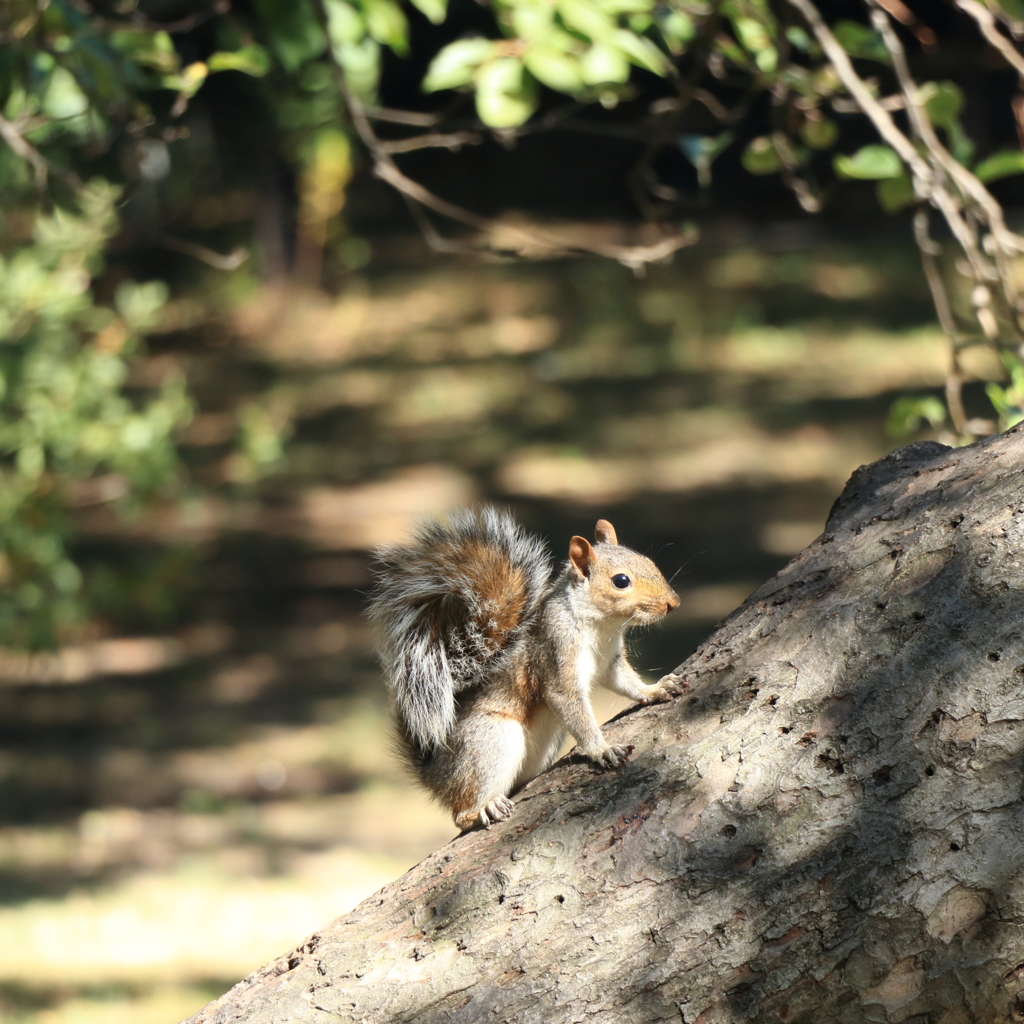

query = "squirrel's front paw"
[590,743,634,769]
[637,675,685,704]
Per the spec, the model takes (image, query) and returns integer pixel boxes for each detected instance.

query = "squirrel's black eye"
[611,573,631,589]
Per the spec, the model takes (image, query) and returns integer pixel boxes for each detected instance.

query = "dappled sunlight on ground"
[0,234,976,1023]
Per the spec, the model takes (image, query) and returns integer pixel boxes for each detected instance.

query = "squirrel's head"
[567,519,680,625]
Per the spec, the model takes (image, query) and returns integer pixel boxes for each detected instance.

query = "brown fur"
[450,539,530,648]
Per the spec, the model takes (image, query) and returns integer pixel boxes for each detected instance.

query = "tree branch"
[0,114,47,189]
[914,208,968,436]
[377,130,483,155]
[343,85,697,269]
[955,0,1024,77]
[788,0,1024,436]
[153,233,249,271]
[67,0,230,34]
[185,430,1024,1024]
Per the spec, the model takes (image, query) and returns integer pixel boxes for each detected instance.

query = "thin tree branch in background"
[400,195,484,255]
[0,113,85,193]
[68,0,230,34]
[772,131,822,213]
[794,0,988,281]
[0,109,244,274]
[0,114,48,190]
[693,88,747,123]
[343,85,697,269]
[377,130,483,155]
[954,0,1024,57]
[155,234,249,271]
[874,0,937,47]
[869,4,1023,314]
[955,0,1024,77]
[364,107,443,128]
[625,18,736,218]
[914,208,968,435]
[1013,94,1024,148]
[788,0,1024,435]
[831,94,906,112]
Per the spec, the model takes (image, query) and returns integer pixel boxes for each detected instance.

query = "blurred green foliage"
[0,181,192,646]
[986,354,1024,431]
[3,0,1024,642]
[886,394,947,438]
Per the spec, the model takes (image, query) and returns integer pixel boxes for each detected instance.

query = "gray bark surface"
[186,428,1024,1024]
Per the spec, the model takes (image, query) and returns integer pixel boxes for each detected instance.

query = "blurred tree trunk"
[186,428,1024,1024]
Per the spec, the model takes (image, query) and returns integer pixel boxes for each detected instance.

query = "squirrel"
[368,507,681,831]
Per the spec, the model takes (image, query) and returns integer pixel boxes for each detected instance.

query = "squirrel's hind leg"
[435,712,527,831]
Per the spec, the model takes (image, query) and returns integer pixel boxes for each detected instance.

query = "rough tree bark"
[187,428,1024,1024]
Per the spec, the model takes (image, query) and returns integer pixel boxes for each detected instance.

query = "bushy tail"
[368,507,552,752]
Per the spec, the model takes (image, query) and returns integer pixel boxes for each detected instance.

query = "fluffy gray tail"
[368,507,552,752]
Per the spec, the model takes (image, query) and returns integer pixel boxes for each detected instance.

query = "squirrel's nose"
[666,593,680,614]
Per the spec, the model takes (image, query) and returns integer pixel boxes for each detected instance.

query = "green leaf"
[945,121,975,167]
[475,56,528,97]
[887,395,946,437]
[42,66,89,119]
[362,0,409,56]
[974,149,1024,182]
[918,81,963,127]
[712,33,753,70]
[510,5,554,40]
[834,144,902,179]
[754,45,777,73]
[987,0,1024,25]
[833,20,889,63]
[558,0,615,40]
[324,0,366,47]
[660,11,694,51]
[206,46,271,77]
[334,37,381,96]
[115,281,168,332]
[161,61,209,98]
[799,116,837,150]
[741,135,783,174]
[733,16,770,52]
[524,47,585,92]
[917,82,974,164]
[111,30,179,74]
[474,57,538,127]
[876,173,915,212]
[250,0,327,70]
[422,38,495,92]
[677,132,732,189]
[600,0,655,14]
[16,443,44,480]
[580,42,630,84]
[732,16,777,72]
[785,25,812,51]
[610,29,669,74]
[409,0,448,25]
[679,132,733,165]
[986,366,1024,428]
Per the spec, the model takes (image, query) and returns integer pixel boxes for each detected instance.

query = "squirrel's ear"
[568,536,594,580]
[594,520,617,546]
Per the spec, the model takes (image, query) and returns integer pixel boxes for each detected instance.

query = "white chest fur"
[574,619,625,691]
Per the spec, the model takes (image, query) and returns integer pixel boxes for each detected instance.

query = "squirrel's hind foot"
[454,795,515,831]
